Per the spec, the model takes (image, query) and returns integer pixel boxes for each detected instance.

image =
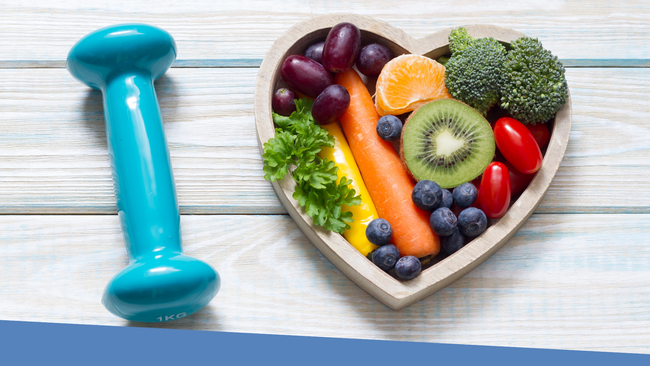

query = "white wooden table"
[1,0,649,353]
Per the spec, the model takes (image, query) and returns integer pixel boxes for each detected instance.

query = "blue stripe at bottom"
[0,320,647,365]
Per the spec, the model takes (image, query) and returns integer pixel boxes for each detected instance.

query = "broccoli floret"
[444,28,507,116]
[448,27,475,54]
[500,37,568,125]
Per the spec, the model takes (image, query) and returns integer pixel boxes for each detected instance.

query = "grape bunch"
[272,22,395,124]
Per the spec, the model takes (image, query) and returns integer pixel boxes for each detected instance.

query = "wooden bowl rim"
[254,13,572,310]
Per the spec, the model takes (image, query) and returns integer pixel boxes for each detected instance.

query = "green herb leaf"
[263,98,361,234]
[262,129,296,182]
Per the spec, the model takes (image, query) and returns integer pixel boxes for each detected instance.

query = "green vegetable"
[500,37,568,125]
[444,28,507,116]
[448,28,475,54]
[262,98,361,234]
[436,55,450,66]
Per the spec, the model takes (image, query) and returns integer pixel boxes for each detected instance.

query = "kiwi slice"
[400,99,495,188]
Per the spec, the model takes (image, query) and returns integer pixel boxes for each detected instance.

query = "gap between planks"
[1,59,650,69]
[1,68,649,216]
[1,213,649,352]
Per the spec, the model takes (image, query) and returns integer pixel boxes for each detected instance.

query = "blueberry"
[453,183,478,208]
[441,228,464,255]
[412,180,442,211]
[458,207,488,237]
[440,189,453,209]
[394,256,422,280]
[376,115,402,141]
[372,244,400,271]
[366,218,393,246]
[429,207,458,237]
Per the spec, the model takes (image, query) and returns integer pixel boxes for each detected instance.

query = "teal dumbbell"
[67,24,220,322]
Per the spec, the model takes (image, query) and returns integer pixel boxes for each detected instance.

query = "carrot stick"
[335,69,440,258]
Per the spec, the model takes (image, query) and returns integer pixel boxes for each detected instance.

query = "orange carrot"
[335,69,440,258]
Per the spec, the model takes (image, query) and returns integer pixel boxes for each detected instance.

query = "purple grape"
[304,41,325,64]
[322,22,361,73]
[280,55,334,98]
[311,85,350,125]
[272,88,296,116]
[356,43,394,77]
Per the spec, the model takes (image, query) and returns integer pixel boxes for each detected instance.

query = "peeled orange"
[375,54,451,116]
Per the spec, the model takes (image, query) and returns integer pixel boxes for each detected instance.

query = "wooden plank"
[561,59,650,68]
[2,59,650,70]
[540,67,650,213]
[1,67,649,214]
[0,1,649,63]
[0,213,648,352]
[0,67,283,214]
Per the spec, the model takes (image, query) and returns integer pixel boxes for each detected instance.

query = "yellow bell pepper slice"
[319,122,379,256]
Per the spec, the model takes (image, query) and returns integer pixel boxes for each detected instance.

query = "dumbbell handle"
[104,71,181,260]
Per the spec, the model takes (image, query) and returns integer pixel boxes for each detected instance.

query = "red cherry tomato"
[503,160,535,197]
[526,123,551,149]
[480,162,511,219]
[494,117,543,174]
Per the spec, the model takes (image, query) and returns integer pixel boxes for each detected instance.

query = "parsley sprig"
[262,99,361,234]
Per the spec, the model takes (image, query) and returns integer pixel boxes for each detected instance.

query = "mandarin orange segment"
[375,54,451,116]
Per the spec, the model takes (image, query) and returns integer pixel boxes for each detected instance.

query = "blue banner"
[0,320,647,365]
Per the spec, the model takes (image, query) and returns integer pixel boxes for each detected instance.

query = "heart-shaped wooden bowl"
[254,14,571,310]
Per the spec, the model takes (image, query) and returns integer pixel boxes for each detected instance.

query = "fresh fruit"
[411,180,442,211]
[280,55,333,98]
[526,123,551,149]
[336,69,440,258]
[440,189,453,209]
[375,54,451,116]
[319,122,380,256]
[304,41,325,64]
[272,88,296,116]
[458,207,487,237]
[494,117,543,174]
[453,182,478,208]
[400,99,496,188]
[366,218,393,246]
[480,162,511,219]
[503,160,535,197]
[376,115,402,141]
[270,26,560,280]
[441,228,463,255]
[356,43,394,77]
[394,256,422,280]
[312,85,350,125]
[372,244,400,271]
[500,37,568,125]
[429,207,458,237]
[322,22,361,73]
